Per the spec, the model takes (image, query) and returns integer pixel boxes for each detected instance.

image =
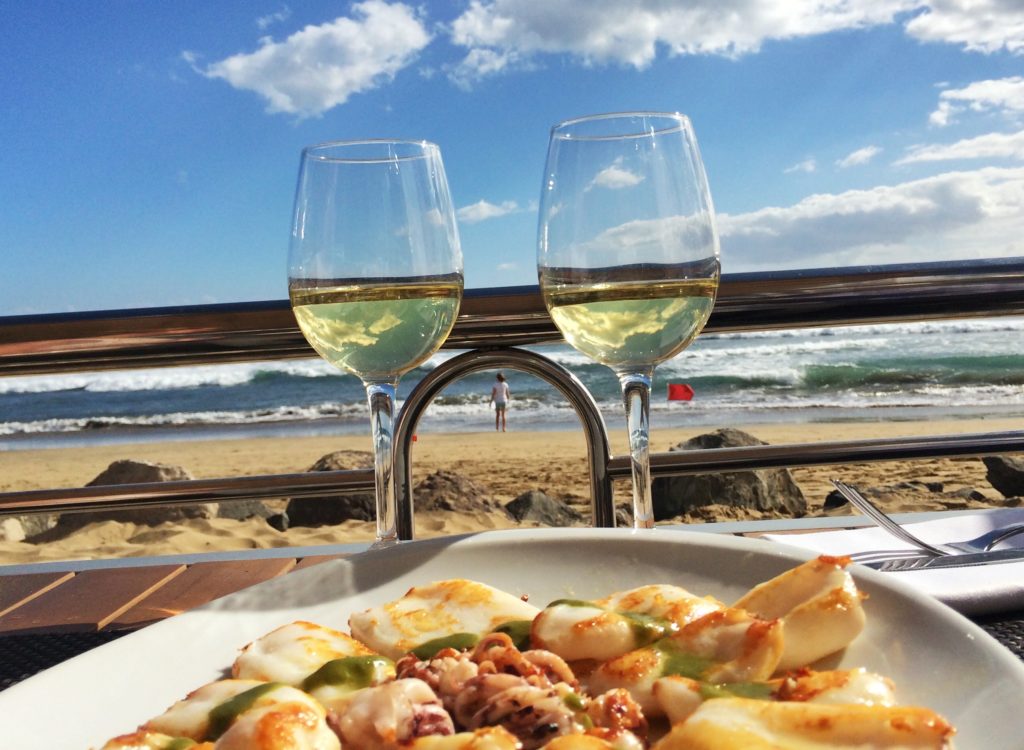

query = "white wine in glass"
[538,112,720,528]
[289,140,463,546]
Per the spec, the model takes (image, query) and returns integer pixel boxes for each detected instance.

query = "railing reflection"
[4,258,1024,376]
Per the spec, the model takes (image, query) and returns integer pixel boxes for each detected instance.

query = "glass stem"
[365,380,399,547]
[618,368,654,529]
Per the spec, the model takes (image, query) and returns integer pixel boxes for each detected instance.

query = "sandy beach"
[1,417,1020,564]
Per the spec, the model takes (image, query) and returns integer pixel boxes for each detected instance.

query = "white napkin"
[762,508,1024,615]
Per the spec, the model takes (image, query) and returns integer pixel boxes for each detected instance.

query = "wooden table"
[0,553,343,635]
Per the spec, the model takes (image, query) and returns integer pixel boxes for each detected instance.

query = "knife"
[861,548,1024,572]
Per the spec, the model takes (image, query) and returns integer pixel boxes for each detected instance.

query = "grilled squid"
[333,677,455,749]
[409,726,522,748]
[101,731,214,749]
[140,679,338,749]
[349,579,539,660]
[532,585,723,662]
[140,680,280,741]
[214,699,339,750]
[585,607,784,715]
[452,672,585,749]
[650,697,955,749]
[232,620,383,686]
[396,648,482,714]
[546,735,646,750]
[734,556,866,672]
[652,667,897,725]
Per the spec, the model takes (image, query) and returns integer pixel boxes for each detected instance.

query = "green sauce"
[562,692,586,711]
[561,692,593,729]
[302,655,393,693]
[545,598,596,608]
[546,599,675,648]
[206,682,282,740]
[654,641,716,680]
[698,681,775,701]
[410,632,480,659]
[491,619,533,650]
[620,611,675,646]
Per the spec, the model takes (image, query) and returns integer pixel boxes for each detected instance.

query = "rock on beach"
[285,450,376,528]
[651,428,807,521]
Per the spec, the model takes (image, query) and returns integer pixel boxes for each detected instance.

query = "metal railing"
[2,258,1024,539]
[5,257,1024,376]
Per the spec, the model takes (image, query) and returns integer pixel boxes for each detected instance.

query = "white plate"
[5,528,1024,747]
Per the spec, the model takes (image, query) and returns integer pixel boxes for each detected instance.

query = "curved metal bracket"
[393,348,615,540]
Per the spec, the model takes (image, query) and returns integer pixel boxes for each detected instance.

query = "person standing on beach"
[490,372,511,432]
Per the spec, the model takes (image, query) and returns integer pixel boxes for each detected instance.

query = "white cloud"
[784,158,817,174]
[837,145,882,168]
[200,1,431,118]
[448,48,520,89]
[447,0,918,85]
[257,6,292,30]
[573,213,719,267]
[930,76,1024,126]
[896,129,1024,164]
[904,0,1024,55]
[445,1,1024,85]
[719,167,1024,270]
[587,161,644,191]
[496,262,518,271]
[457,199,521,223]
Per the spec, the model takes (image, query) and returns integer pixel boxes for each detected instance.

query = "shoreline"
[4,402,1022,454]
[1,417,1019,564]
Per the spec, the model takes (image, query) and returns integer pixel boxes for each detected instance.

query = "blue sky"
[2,1,1023,315]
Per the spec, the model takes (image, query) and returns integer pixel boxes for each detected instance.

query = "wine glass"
[288,140,463,546]
[537,112,720,528]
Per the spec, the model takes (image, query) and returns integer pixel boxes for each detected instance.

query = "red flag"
[667,383,695,401]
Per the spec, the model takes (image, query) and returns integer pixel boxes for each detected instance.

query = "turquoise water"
[2,318,1022,449]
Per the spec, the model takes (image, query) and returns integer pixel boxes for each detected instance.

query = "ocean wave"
[5,379,1021,438]
[801,356,1024,388]
[4,320,1024,441]
[649,383,1024,412]
[0,360,346,396]
[707,317,1024,340]
[0,349,497,397]
[0,402,367,436]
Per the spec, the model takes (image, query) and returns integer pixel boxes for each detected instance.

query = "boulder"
[650,428,807,521]
[983,455,1024,497]
[952,487,987,502]
[414,470,507,516]
[86,459,271,525]
[505,490,584,527]
[36,460,210,540]
[825,480,945,511]
[823,490,847,511]
[267,513,289,532]
[14,513,59,539]
[823,481,1000,515]
[286,451,376,528]
[216,499,275,522]
[87,459,194,487]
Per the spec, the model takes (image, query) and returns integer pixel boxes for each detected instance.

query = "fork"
[860,548,1024,571]
[830,479,1024,556]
